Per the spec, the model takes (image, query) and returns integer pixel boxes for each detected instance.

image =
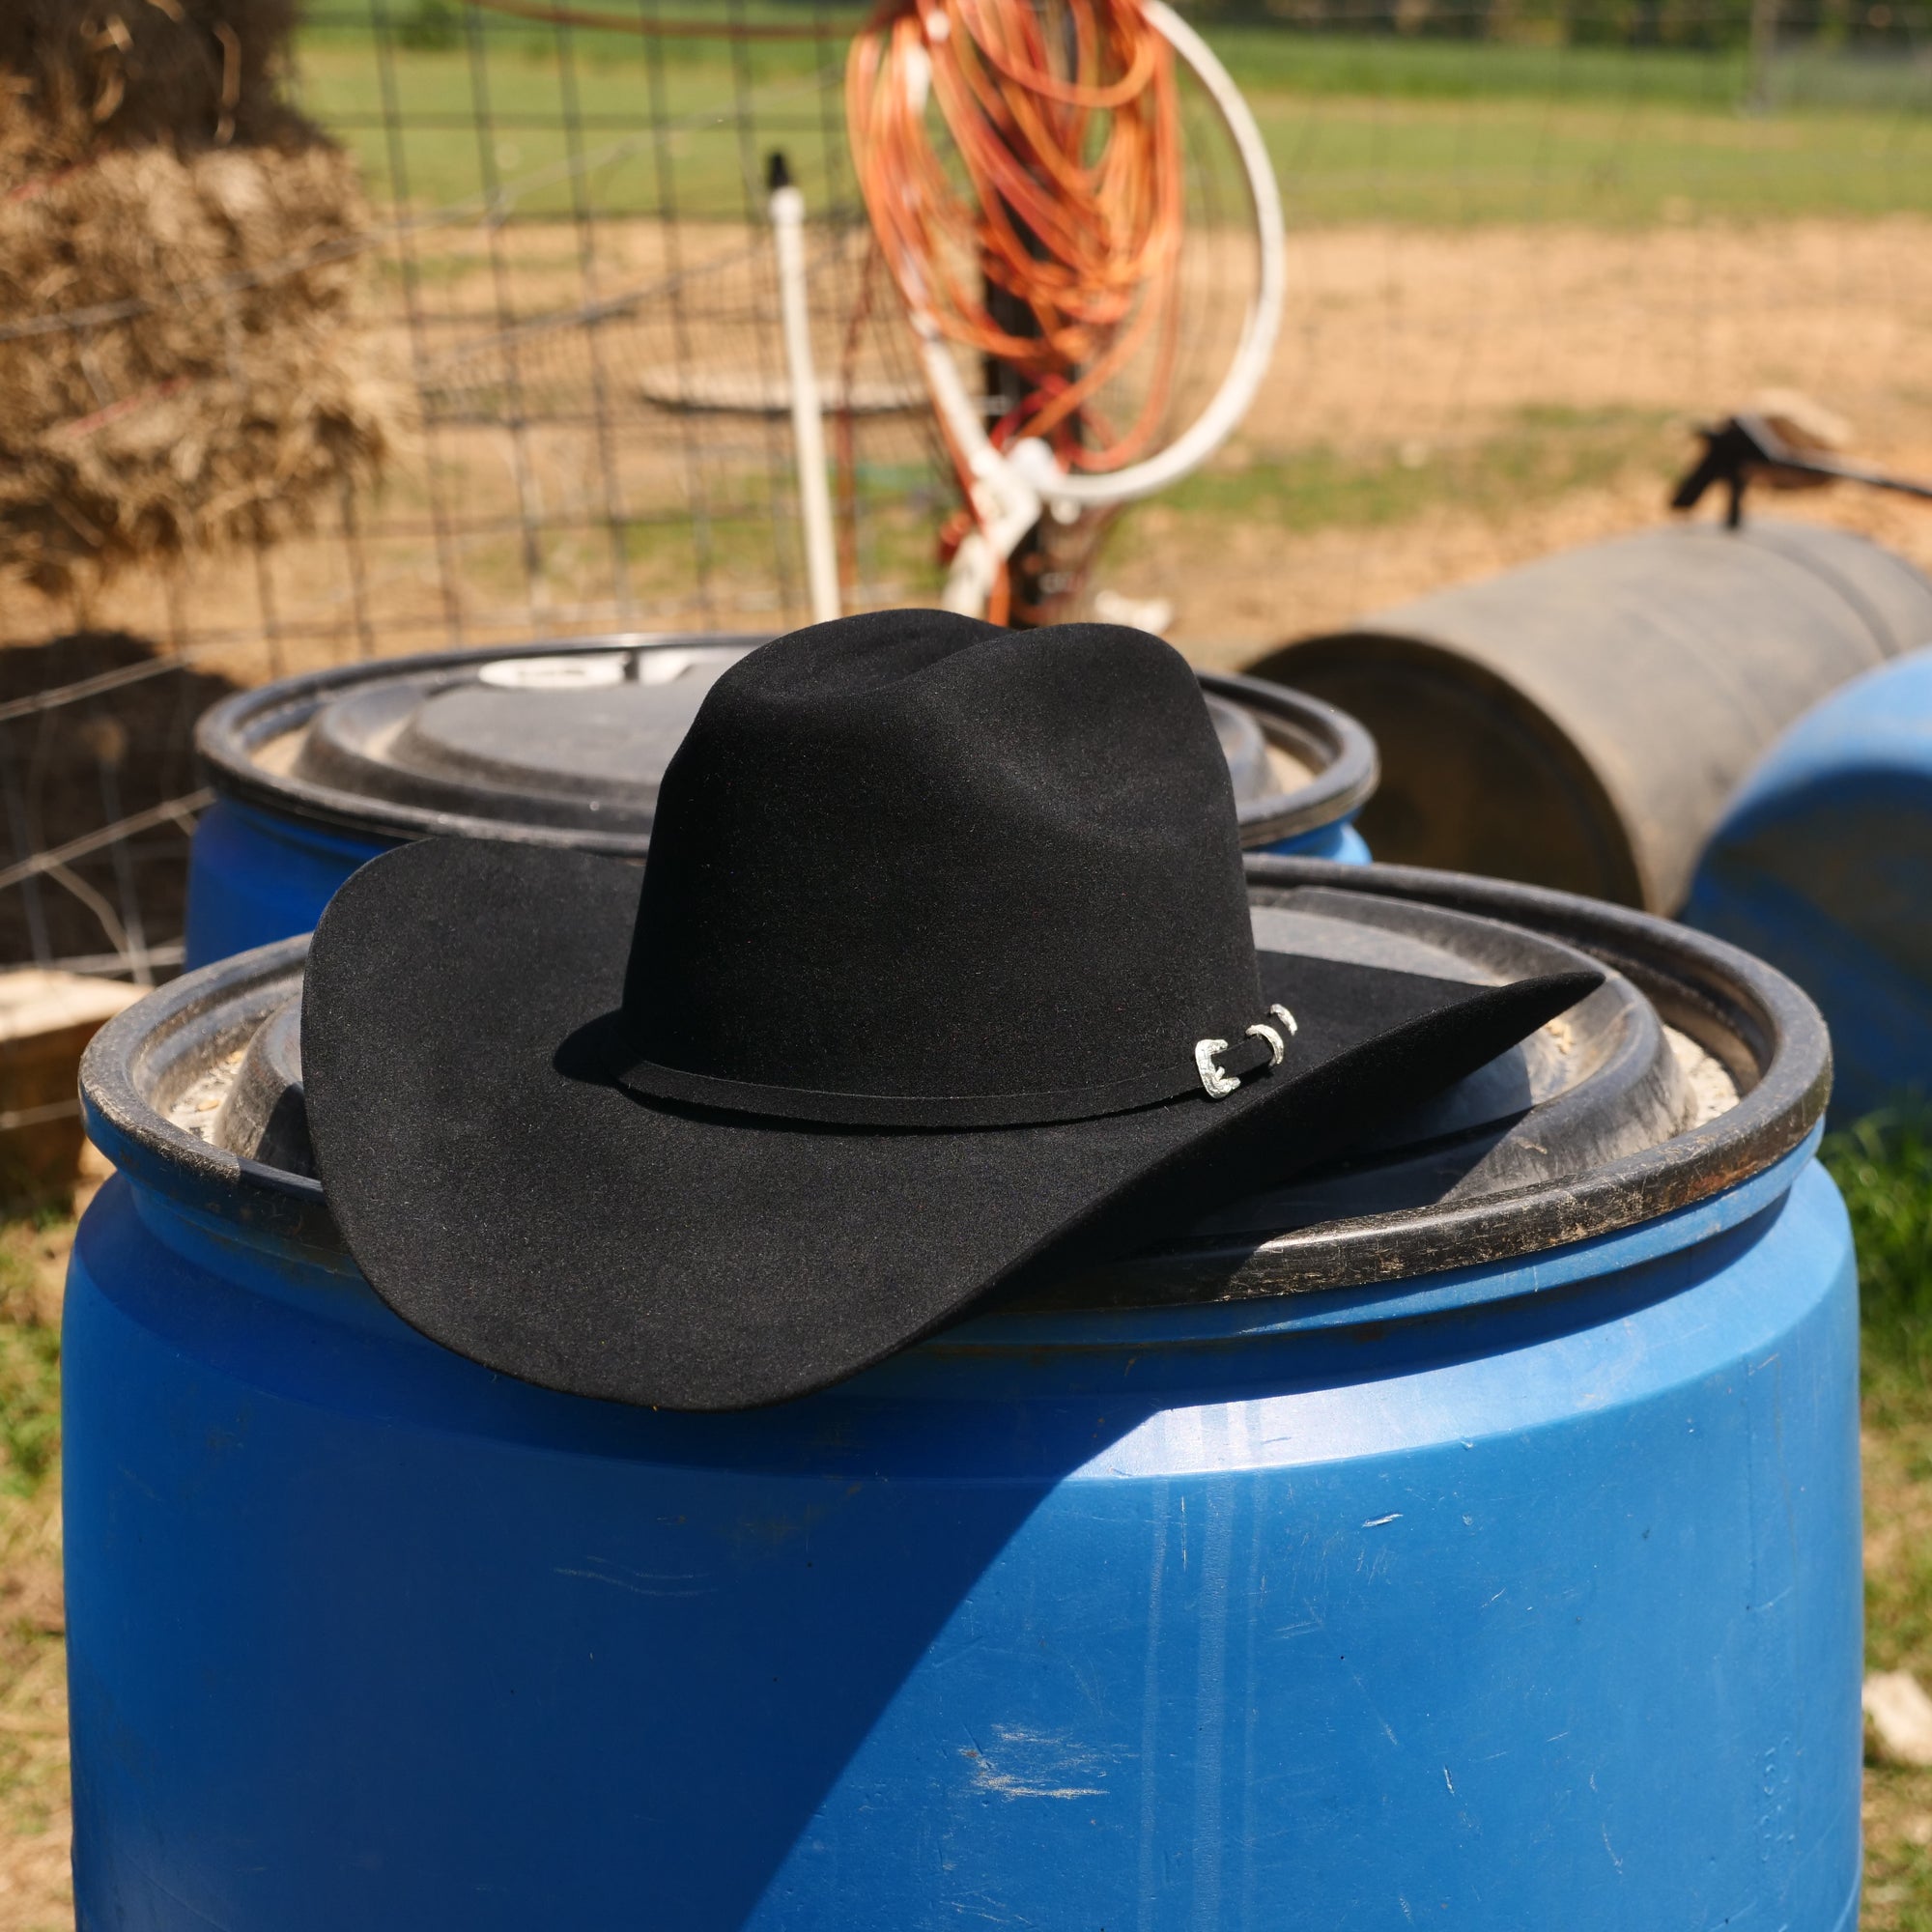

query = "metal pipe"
[767,156,840,627]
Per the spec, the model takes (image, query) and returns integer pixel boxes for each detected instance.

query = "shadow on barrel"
[66,1159,1171,1926]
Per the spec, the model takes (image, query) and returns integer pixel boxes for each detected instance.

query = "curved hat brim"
[302,838,1598,1410]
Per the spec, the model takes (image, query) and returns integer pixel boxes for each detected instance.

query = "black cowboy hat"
[302,611,1598,1411]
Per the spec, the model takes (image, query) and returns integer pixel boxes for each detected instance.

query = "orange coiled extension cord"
[846,0,1184,619]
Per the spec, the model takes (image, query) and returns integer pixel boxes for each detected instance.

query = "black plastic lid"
[197,639,1379,855]
[198,638,764,853]
[1201,669,1379,847]
[80,864,1824,1309]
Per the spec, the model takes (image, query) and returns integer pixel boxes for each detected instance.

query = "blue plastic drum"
[1684,646,1932,1121]
[186,644,1376,966]
[69,860,1854,1930]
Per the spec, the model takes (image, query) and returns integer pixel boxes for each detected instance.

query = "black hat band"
[613,1004,1299,1129]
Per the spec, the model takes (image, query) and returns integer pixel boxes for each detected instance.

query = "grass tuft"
[0,1272,61,1502]
[1824,1106,1932,1425]
[1823,1108,1932,1931]
[0,1208,74,1921]
[1157,404,1677,535]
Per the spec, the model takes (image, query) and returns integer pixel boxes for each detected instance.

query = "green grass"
[0,1213,63,1502]
[0,1318,58,1503]
[1242,85,1932,222]
[1827,1109,1932,1930]
[292,39,853,218]
[1196,27,1932,111]
[288,21,1932,227]
[0,1210,72,1916]
[1820,1109,1932,1678]
[1157,403,1677,532]
[1825,1106,1932,1425]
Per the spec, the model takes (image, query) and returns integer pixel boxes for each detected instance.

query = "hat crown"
[621,611,1263,1123]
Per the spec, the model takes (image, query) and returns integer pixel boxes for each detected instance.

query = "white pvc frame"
[771,181,843,625]
[922,0,1287,612]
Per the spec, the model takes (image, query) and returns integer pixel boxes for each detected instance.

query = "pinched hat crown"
[616,610,1271,1126]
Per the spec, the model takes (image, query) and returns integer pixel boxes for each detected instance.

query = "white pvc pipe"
[770,182,841,626]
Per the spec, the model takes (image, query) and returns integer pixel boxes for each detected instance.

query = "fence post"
[1746,0,1779,112]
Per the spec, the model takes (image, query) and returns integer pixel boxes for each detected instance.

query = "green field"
[1159,404,1679,530]
[1825,1113,1932,1931]
[290,12,1932,226]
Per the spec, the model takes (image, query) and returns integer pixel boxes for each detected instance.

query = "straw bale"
[0,104,401,597]
[0,0,314,156]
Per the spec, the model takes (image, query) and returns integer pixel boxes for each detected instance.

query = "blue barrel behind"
[1684,647,1932,1120]
[1201,669,1375,864]
[186,644,1377,965]
[69,864,1854,1930]
[1276,816,1369,861]
[186,796,394,971]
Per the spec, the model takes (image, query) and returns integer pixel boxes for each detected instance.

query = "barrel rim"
[198,639,1379,857]
[1198,668,1379,843]
[82,865,1832,1307]
[80,935,330,1244]
[1069,853,1827,1304]
[194,634,775,857]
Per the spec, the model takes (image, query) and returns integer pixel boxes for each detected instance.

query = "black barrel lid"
[1208,694,1272,803]
[205,639,762,850]
[198,639,1379,856]
[81,867,1816,1316]
[1204,669,1379,847]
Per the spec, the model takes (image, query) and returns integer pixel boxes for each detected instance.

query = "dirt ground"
[1144,213,1932,662]
[13,213,1932,980]
[6,213,1931,682]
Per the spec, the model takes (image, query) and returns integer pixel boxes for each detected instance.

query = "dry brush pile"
[0,0,400,602]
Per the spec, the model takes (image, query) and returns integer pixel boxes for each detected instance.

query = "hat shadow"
[514,1206,1739,1932]
[356,1346,1168,1925]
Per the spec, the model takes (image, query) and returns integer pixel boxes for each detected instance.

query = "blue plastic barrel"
[69,860,1854,1930]
[1684,646,1932,1120]
[186,798,394,971]
[1276,815,1370,861]
[186,644,1377,965]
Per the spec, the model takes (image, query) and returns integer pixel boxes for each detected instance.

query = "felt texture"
[303,838,1599,1410]
[618,610,1266,1123]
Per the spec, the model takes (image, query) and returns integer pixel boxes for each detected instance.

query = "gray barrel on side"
[1247,521,1932,912]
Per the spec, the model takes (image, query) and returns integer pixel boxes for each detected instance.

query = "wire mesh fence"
[0,0,948,980]
[1,0,1930,987]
